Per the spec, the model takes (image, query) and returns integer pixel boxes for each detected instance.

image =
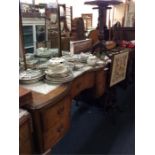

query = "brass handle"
[57,106,64,115]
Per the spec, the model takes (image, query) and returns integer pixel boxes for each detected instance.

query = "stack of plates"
[74,62,84,70]
[48,57,65,66]
[62,55,75,62]
[20,59,39,69]
[36,61,50,70]
[36,48,59,58]
[19,69,45,84]
[45,64,73,84]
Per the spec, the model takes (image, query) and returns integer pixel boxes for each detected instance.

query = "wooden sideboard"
[21,66,107,154]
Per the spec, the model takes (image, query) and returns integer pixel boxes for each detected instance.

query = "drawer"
[71,72,94,97]
[43,117,70,151]
[41,96,71,132]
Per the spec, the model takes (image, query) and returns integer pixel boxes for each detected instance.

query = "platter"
[44,72,73,84]
[19,69,45,84]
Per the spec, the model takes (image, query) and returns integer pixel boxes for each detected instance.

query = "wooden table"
[20,66,107,154]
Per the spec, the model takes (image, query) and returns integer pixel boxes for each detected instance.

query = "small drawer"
[43,118,70,151]
[71,72,95,97]
[41,96,71,132]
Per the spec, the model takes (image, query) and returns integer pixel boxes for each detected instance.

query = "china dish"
[87,55,97,66]
[96,60,105,66]
[44,72,73,84]
[20,59,39,69]
[45,65,69,76]
[19,69,45,84]
[74,63,84,70]
[36,48,59,58]
[36,61,50,70]
[44,63,74,84]
[80,52,91,62]
[48,57,65,66]
[62,55,74,62]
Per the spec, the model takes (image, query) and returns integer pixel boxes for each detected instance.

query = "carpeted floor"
[51,83,135,155]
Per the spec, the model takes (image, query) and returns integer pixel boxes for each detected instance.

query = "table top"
[20,65,104,110]
[84,0,122,6]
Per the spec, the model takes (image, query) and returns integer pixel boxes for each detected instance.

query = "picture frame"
[110,50,129,87]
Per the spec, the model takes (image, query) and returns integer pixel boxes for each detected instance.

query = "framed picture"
[49,13,57,24]
[110,50,129,87]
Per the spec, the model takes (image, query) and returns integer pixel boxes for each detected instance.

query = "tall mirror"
[19,0,61,71]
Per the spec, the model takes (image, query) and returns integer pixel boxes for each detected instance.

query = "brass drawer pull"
[57,106,64,115]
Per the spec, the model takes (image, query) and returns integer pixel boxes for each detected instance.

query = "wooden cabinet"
[20,66,107,154]
[19,110,33,155]
[31,95,71,154]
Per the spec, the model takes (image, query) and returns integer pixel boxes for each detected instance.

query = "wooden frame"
[81,13,92,30]
[110,50,129,87]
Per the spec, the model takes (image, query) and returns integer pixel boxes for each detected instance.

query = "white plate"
[45,65,69,75]
[44,73,73,84]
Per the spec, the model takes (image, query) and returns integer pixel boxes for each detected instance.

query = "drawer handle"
[57,124,64,133]
[57,106,64,115]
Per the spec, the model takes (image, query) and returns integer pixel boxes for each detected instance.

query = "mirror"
[19,0,62,70]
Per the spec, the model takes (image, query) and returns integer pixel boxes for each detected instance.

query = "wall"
[58,0,98,28]
[21,0,135,28]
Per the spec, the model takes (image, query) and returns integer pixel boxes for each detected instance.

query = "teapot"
[87,55,97,66]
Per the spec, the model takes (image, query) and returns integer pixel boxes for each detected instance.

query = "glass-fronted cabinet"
[23,26,34,53]
[19,0,61,70]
